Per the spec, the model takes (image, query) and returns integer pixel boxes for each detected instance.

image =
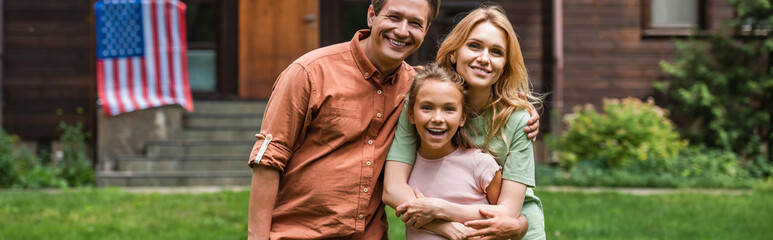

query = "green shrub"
[656,0,772,177]
[0,122,94,189]
[58,122,94,187]
[555,97,687,170]
[538,146,754,188]
[0,129,22,187]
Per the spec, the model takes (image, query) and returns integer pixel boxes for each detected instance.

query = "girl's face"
[451,22,507,91]
[410,79,466,159]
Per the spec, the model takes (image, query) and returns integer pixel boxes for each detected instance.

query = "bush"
[538,145,754,188]
[656,0,772,177]
[0,122,94,189]
[0,129,22,187]
[555,97,687,170]
[58,122,94,187]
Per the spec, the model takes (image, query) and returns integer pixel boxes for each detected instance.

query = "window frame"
[641,0,708,36]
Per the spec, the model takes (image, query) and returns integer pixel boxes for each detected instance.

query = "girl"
[403,63,504,240]
[383,4,545,240]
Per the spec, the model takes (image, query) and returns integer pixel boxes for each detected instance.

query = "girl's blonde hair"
[407,63,476,150]
[436,4,543,153]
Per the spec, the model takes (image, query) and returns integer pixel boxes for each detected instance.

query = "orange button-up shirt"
[248,30,415,239]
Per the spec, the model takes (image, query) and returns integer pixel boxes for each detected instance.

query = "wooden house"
[1,0,734,185]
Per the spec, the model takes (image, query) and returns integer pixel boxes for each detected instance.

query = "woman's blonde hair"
[436,4,543,153]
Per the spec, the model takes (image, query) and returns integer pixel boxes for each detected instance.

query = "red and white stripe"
[97,0,192,116]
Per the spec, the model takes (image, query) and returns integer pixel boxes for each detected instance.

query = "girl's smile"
[410,79,466,159]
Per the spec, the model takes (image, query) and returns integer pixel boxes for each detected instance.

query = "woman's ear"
[366,5,375,28]
[408,110,415,125]
[459,114,466,127]
[450,53,457,64]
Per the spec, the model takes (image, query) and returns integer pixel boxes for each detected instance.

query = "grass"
[1,188,772,239]
[0,188,248,240]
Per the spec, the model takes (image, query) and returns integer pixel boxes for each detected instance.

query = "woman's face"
[451,22,507,91]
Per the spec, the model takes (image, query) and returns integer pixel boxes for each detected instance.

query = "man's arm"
[247,165,280,240]
[245,63,312,239]
[521,93,540,141]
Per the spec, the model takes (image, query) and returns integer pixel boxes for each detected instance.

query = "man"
[247,0,539,239]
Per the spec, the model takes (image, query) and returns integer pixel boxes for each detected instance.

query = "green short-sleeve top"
[387,104,536,187]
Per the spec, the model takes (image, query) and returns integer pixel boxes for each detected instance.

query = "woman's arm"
[382,161,420,208]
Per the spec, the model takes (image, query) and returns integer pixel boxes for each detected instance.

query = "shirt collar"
[351,29,403,85]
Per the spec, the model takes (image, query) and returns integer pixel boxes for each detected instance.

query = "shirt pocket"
[314,106,362,149]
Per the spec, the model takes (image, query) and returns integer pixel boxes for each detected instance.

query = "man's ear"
[367,5,376,28]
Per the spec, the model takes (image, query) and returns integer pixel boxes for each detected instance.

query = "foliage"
[555,97,687,170]
[12,147,67,189]
[0,129,21,187]
[0,123,94,189]
[537,146,755,189]
[58,122,95,187]
[656,0,773,177]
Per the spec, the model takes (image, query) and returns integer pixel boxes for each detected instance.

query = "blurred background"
[1,0,772,239]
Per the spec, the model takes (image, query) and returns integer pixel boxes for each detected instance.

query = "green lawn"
[1,188,771,239]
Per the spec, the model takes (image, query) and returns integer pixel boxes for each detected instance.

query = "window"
[186,1,217,91]
[642,0,705,36]
[184,0,238,98]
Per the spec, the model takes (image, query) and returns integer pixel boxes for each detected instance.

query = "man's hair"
[371,0,441,26]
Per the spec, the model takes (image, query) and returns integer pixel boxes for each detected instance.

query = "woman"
[383,4,545,240]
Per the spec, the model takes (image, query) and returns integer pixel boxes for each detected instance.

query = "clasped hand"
[394,189,448,229]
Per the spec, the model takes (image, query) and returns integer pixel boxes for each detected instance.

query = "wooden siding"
[238,0,319,99]
[560,0,733,113]
[2,0,96,139]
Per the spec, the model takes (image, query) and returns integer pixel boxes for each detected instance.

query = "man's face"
[366,0,430,69]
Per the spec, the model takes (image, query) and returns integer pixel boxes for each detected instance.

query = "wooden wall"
[2,0,96,139]
[238,0,319,99]
[560,0,734,113]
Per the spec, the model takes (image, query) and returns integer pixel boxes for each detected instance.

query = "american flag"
[95,0,193,116]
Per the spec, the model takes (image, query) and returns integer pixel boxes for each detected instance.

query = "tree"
[657,0,773,177]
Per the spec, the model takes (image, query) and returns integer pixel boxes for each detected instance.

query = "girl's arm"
[486,171,503,205]
[396,179,524,227]
[383,161,472,238]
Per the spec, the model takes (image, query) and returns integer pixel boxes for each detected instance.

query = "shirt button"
[377,90,382,95]
[366,161,371,166]
[368,140,373,145]
[359,214,364,219]
[376,113,382,118]
[364,72,370,78]
[364,187,369,193]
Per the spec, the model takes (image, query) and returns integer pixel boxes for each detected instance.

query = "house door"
[238,0,319,99]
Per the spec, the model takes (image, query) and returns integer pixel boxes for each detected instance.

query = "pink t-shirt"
[406,147,501,240]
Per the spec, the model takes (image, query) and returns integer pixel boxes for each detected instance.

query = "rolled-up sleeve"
[247,63,314,172]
